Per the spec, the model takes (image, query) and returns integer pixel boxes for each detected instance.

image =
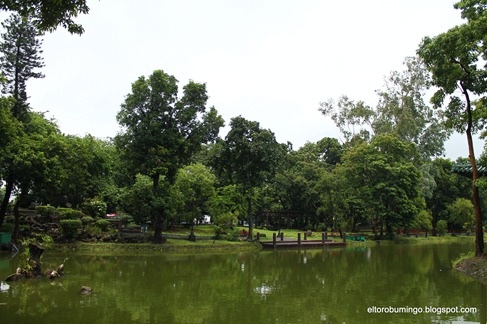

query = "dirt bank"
[455,256,487,283]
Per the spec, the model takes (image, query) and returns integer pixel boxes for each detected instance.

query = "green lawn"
[158,225,478,245]
[163,225,331,240]
[163,225,215,236]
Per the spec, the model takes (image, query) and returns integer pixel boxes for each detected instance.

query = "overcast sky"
[22,0,483,159]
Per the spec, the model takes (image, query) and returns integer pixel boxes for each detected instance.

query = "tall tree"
[0,0,89,34]
[417,0,487,255]
[116,70,223,243]
[207,184,245,228]
[373,56,450,160]
[0,13,44,222]
[425,158,471,234]
[447,198,476,233]
[35,134,114,208]
[335,134,423,238]
[271,138,342,229]
[320,56,449,160]
[15,113,63,239]
[170,163,216,237]
[0,97,20,227]
[0,111,64,236]
[220,116,284,240]
[319,95,374,143]
[120,174,154,226]
[0,13,44,120]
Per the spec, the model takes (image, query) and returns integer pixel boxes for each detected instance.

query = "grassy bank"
[165,226,326,239]
[49,226,479,255]
[393,234,475,245]
[455,254,487,283]
[52,240,261,255]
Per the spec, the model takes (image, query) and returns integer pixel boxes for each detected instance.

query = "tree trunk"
[153,215,165,243]
[247,194,253,241]
[151,172,166,244]
[470,156,483,256]
[152,205,166,244]
[379,217,384,239]
[463,84,484,256]
[0,175,14,227]
[12,184,29,242]
[13,197,21,243]
[371,217,377,238]
[480,283,486,324]
[28,242,44,277]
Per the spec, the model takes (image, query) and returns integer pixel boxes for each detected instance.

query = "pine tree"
[0,13,44,225]
[0,13,44,121]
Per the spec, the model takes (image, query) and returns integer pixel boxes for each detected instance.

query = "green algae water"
[0,241,484,323]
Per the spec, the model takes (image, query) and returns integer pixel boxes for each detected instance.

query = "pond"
[0,240,484,323]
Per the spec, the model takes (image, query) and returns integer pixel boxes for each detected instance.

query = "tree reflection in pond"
[0,241,484,323]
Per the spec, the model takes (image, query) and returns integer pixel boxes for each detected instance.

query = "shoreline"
[44,234,478,255]
[455,255,487,283]
[50,240,262,255]
[26,235,487,283]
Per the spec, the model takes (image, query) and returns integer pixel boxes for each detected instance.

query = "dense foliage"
[1,0,487,245]
[418,0,487,255]
[0,0,90,34]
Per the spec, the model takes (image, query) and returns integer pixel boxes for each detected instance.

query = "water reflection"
[479,282,486,324]
[0,241,484,323]
[0,281,8,292]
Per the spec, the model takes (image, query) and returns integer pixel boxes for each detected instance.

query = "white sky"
[23,0,484,159]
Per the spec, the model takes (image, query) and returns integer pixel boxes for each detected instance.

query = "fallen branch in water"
[4,241,68,281]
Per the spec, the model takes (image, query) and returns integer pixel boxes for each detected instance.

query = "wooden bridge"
[259,232,347,249]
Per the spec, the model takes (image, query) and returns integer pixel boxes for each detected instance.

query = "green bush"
[95,219,111,232]
[81,216,95,225]
[120,213,134,225]
[58,208,84,220]
[317,223,327,232]
[81,197,107,218]
[85,225,103,236]
[224,229,239,241]
[0,223,14,232]
[60,219,82,239]
[36,205,58,218]
[437,220,448,236]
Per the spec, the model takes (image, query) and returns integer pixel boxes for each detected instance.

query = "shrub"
[81,197,107,218]
[224,229,239,241]
[437,220,448,236]
[0,223,14,232]
[85,225,103,236]
[95,219,111,232]
[317,223,327,232]
[58,208,84,220]
[60,219,82,239]
[36,205,58,219]
[120,213,134,225]
[81,216,95,225]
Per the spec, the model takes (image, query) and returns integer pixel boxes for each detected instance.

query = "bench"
[346,235,366,242]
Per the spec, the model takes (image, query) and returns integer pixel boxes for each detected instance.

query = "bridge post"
[298,233,301,245]
[273,233,276,248]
